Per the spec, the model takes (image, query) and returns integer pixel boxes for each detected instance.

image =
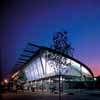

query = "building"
[10,43,94,93]
[94,76,100,89]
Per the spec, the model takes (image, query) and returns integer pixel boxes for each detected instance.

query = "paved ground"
[1,90,100,100]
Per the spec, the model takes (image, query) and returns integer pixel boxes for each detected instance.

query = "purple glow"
[0,0,100,77]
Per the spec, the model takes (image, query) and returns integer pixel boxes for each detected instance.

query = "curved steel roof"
[41,46,94,78]
[11,43,94,78]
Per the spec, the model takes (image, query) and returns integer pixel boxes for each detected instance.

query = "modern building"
[11,43,94,93]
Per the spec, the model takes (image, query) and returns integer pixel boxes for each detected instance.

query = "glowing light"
[94,78,97,81]
[11,71,20,78]
[4,79,8,84]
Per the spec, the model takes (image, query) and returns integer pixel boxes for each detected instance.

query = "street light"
[4,79,8,84]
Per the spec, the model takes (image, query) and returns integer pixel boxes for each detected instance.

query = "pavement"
[1,90,100,100]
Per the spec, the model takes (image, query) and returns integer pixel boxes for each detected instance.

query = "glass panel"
[32,61,39,80]
[41,55,46,74]
[30,63,35,80]
[24,67,31,81]
[47,59,58,75]
[71,60,81,70]
[24,69,29,80]
[81,66,91,77]
[23,51,92,80]
[36,58,43,78]
[46,62,55,75]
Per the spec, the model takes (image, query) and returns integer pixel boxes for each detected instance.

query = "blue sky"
[0,0,100,78]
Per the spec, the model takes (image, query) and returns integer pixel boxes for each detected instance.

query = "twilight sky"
[0,0,100,78]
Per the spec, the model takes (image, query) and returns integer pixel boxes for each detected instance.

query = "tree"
[51,31,74,56]
[47,31,74,100]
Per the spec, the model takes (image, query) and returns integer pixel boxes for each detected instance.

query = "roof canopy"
[11,43,94,81]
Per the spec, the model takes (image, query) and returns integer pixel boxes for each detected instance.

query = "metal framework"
[10,43,94,99]
[11,43,94,80]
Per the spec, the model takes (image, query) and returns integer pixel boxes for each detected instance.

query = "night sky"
[0,0,100,78]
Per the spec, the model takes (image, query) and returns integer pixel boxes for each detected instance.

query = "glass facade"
[23,51,92,81]
[14,49,93,93]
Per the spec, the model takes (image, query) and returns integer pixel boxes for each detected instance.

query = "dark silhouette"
[49,31,74,100]
[51,31,74,56]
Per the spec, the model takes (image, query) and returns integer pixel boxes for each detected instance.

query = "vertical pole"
[42,80,43,92]
[62,76,63,94]
[58,61,61,100]
[49,78,51,93]
[59,74,61,100]
[80,65,82,93]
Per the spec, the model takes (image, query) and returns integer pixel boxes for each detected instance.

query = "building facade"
[11,45,94,93]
